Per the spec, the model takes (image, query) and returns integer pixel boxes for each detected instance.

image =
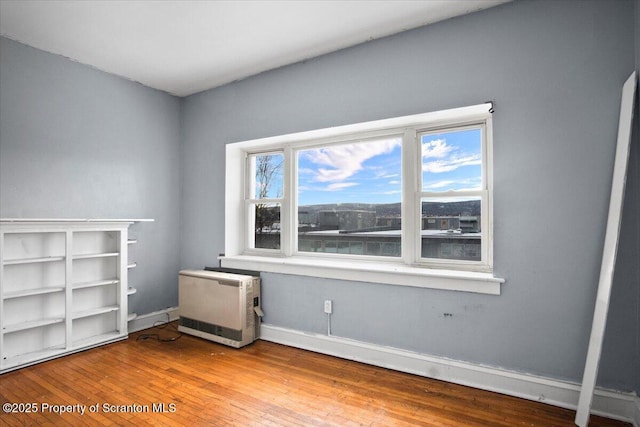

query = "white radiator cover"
[178,269,261,348]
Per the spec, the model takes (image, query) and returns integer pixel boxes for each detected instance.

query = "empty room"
[1,0,639,425]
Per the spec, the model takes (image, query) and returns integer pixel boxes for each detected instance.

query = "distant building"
[459,216,480,233]
[423,216,460,231]
[298,210,312,226]
[376,216,401,228]
[317,210,376,231]
[422,216,480,233]
[256,210,481,261]
[298,229,402,256]
[297,229,481,261]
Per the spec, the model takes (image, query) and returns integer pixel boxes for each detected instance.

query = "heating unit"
[178,269,262,348]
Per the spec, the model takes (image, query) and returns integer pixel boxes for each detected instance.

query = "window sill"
[220,255,504,295]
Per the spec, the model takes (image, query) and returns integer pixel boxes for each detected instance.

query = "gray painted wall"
[0,37,182,315]
[635,0,640,396]
[1,0,637,394]
[181,0,637,390]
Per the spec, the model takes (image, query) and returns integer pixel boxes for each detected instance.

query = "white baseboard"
[128,306,179,333]
[260,324,637,424]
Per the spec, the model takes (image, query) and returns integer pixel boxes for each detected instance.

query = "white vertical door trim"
[575,71,637,427]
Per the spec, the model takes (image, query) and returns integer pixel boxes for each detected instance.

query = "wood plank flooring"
[0,322,631,426]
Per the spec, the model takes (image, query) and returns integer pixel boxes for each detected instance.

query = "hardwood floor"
[0,322,631,426]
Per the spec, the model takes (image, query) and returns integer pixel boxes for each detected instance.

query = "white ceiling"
[0,0,509,97]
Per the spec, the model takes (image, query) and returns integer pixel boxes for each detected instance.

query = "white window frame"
[291,132,405,260]
[245,151,285,253]
[413,122,493,271]
[223,103,504,295]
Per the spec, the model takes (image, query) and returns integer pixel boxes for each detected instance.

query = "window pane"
[253,203,281,250]
[250,153,283,199]
[421,128,482,192]
[349,242,364,255]
[421,197,481,261]
[297,137,402,257]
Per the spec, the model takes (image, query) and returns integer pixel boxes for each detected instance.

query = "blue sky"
[421,128,482,193]
[255,129,482,206]
[298,137,402,206]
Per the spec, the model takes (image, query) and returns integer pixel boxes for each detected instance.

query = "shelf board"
[1,218,154,223]
[73,279,119,290]
[72,331,126,349]
[3,317,65,334]
[0,220,144,373]
[3,256,65,265]
[3,286,65,300]
[127,262,137,269]
[1,346,67,371]
[72,252,119,260]
[72,305,119,320]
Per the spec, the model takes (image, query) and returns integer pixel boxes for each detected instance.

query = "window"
[224,103,503,295]
[297,136,402,257]
[418,126,489,267]
[246,152,283,251]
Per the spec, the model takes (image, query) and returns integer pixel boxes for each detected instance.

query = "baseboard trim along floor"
[128,306,179,333]
[260,323,638,425]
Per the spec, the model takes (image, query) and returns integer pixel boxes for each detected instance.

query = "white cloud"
[423,177,482,192]
[423,180,456,190]
[379,189,402,195]
[297,167,315,176]
[302,138,401,183]
[325,182,360,191]
[421,135,481,174]
[422,154,481,173]
[422,138,452,159]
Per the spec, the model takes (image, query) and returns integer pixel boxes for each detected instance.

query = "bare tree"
[255,155,283,247]
[255,154,282,199]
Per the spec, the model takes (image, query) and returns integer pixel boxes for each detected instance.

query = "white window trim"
[245,151,285,252]
[414,121,494,271]
[223,104,505,295]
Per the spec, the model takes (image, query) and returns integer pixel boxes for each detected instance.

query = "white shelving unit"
[126,237,138,321]
[0,219,152,373]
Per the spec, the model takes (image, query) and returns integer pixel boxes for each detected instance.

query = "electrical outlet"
[324,300,332,314]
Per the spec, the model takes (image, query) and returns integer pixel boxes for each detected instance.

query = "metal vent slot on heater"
[179,317,242,342]
[178,269,262,348]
